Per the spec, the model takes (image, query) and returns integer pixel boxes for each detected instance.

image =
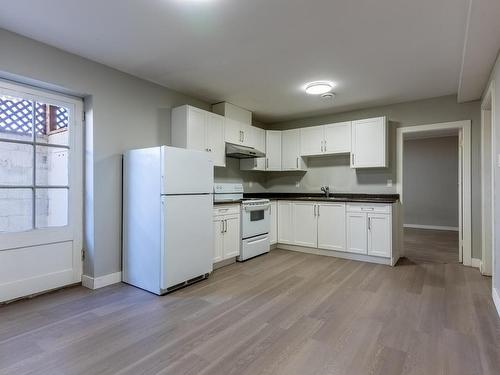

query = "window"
[0,91,71,232]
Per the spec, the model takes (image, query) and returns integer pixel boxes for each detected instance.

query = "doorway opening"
[481,82,494,276]
[397,121,472,266]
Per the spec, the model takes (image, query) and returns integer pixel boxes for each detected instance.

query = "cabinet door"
[241,123,253,147]
[265,130,282,171]
[213,218,224,263]
[251,126,266,153]
[282,129,306,170]
[300,126,324,156]
[269,201,278,245]
[224,118,243,145]
[367,214,391,258]
[351,117,387,168]
[346,212,367,254]
[292,202,317,248]
[206,113,225,167]
[324,122,351,154]
[186,107,207,152]
[278,201,293,244]
[317,203,345,251]
[223,215,241,259]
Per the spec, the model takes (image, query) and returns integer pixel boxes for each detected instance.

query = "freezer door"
[161,146,213,195]
[160,194,213,290]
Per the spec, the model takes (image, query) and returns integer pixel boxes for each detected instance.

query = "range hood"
[226,143,265,159]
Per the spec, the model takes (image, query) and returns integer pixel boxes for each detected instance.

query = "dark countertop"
[242,192,399,204]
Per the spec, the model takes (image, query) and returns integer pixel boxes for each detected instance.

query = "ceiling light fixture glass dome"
[304,81,336,95]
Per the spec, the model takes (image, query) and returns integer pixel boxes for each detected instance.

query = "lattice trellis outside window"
[0,95,69,136]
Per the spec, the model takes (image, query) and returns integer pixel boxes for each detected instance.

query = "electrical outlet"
[387,179,393,187]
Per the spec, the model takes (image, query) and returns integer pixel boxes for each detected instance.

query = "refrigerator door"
[161,146,213,195]
[160,194,213,290]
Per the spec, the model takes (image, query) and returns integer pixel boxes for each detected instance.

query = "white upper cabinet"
[282,129,306,171]
[251,126,266,153]
[265,130,282,171]
[351,116,387,168]
[324,122,351,154]
[172,105,225,167]
[224,118,254,148]
[300,122,351,157]
[300,126,324,156]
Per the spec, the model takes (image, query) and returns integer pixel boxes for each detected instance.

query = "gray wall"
[0,29,212,278]
[403,136,459,228]
[484,52,500,294]
[266,95,482,259]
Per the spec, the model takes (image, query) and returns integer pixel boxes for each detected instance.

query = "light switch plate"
[249,181,253,188]
[387,179,393,187]
[295,181,300,188]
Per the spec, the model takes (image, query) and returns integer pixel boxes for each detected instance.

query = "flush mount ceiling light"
[304,81,336,95]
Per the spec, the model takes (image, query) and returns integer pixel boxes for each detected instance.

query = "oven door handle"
[244,204,270,212]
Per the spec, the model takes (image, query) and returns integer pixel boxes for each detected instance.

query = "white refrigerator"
[123,146,214,295]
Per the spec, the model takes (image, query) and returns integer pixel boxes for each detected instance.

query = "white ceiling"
[0,0,497,122]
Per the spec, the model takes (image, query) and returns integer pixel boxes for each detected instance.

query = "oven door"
[241,203,270,239]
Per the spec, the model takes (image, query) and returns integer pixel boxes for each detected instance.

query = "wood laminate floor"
[404,228,459,264]
[1,249,498,375]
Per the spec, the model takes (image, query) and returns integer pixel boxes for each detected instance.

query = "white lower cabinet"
[277,201,294,244]
[213,205,240,263]
[346,204,392,257]
[317,203,346,251]
[367,213,391,257]
[292,202,317,248]
[275,201,394,263]
[346,212,368,254]
[269,201,278,245]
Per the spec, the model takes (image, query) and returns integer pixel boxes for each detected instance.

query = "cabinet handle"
[351,153,355,165]
[314,205,317,216]
[224,219,227,233]
[266,158,269,169]
[317,205,320,216]
[324,140,327,151]
[242,131,245,142]
[296,157,299,169]
[221,220,224,233]
[368,217,371,231]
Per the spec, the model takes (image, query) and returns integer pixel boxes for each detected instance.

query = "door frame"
[396,120,472,266]
[0,79,83,302]
[481,82,495,276]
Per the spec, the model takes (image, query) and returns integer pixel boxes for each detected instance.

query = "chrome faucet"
[321,186,330,198]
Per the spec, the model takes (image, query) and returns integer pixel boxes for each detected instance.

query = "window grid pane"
[0,93,72,232]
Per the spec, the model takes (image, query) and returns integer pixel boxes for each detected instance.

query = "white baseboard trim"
[493,287,500,318]
[471,258,482,269]
[82,272,122,290]
[403,224,459,231]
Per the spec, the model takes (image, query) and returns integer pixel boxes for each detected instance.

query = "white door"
[346,212,367,254]
[206,113,225,167]
[265,130,282,171]
[282,129,304,170]
[351,117,387,168]
[251,126,266,153]
[300,126,324,156]
[277,201,293,244]
[269,201,278,245]
[324,122,351,154]
[367,214,391,258]
[223,215,241,258]
[293,202,317,248]
[0,81,83,303]
[213,218,224,263]
[317,203,346,251]
[186,107,207,152]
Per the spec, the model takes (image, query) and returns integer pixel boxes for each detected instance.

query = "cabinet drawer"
[213,204,240,216]
[346,203,391,213]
